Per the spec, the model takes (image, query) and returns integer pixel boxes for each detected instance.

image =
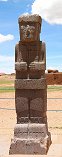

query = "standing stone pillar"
[9,14,51,154]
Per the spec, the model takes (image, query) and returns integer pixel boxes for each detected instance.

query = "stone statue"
[9,14,51,154]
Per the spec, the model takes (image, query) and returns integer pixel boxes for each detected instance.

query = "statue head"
[18,14,42,42]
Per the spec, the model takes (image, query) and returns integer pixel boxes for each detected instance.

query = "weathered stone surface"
[15,79,46,89]
[15,62,27,71]
[16,117,47,124]
[18,14,42,24]
[15,90,47,123]
[9,124,51,154]
[29,61,45,70]
[18,14,42,41]
[15,88,46,98]
[16,97,28,112]
[9,138,47,154]
[29,117,47,124]
[14,123,47,138]
[15,41,46,78]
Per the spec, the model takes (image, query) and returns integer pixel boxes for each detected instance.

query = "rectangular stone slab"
[14,123,47,139]
[15,78,46,89]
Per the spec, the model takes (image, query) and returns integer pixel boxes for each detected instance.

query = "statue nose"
[26,30,30,38]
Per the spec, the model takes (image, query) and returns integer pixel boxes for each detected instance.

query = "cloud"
[31,0,62,24]
[0,55,15,73]
[0,55,14,62]
[22,12,29,16]
[0,34,14,43]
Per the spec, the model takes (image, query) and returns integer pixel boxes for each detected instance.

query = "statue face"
[19,22,40,41]
[21,24,35,40]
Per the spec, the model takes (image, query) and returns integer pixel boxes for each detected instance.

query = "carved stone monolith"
[9,14,51,154]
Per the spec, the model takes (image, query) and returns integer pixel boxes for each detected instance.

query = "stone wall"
[46,72,62,85]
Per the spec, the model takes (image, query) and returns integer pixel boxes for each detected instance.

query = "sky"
[0,0,62,73]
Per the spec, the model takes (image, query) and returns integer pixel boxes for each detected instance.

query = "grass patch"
[49,126,62,129]
[47,85,62,91]
[0,79,14,85]
[0,87,15,93]
[0,85,62,93]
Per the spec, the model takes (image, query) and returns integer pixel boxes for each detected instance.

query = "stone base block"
[9,123,51,154]
[15,78,46,89]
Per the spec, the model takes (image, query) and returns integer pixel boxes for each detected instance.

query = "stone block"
[14,123,47,139]
[9,138,47,154]
[15,79,46,89]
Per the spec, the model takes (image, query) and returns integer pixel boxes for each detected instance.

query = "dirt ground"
[0,90,62,155]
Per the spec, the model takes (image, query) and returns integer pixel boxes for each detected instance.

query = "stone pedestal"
[9,124,51,154]
[9,14,51,154]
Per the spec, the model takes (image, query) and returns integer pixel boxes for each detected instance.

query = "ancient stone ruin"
[9,14,51,154]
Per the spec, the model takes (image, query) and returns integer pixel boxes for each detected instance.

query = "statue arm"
[15,42,27,71]
[29,42,46,71]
